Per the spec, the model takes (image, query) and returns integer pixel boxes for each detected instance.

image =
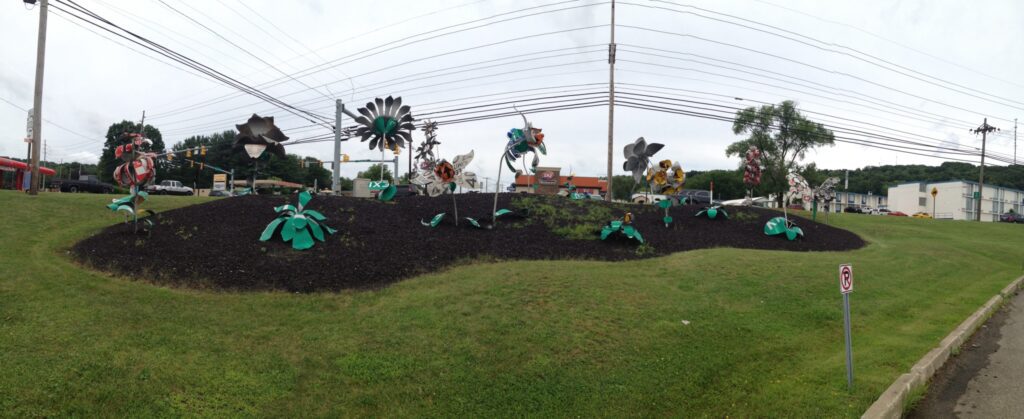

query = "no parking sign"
[839,264,853,294]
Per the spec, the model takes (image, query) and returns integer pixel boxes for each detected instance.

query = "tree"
[357,164,393,184]
[97,120,165,183]
[726,100,835,205]
[685,170,746,200]
[610,175,635,201]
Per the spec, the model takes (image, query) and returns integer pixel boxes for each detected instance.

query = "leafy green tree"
[611,175,635,201]
[357,164,393,184]
[685,170,746,200]
[96,120,165,183]
[726,100,835,205]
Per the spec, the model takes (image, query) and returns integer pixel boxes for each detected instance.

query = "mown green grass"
[1,190,1022,417]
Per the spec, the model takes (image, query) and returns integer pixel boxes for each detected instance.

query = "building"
[887,180,1024,222]
[0,157,56,190]
[834,191,888,212]
[512,167,608,197]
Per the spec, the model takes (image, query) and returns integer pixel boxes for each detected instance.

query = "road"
[910,289,1024,418]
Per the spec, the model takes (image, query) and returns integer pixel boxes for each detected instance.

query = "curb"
[861,274,1024,419]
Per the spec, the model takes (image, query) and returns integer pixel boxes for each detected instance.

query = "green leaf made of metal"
[658,200,672,209]
[260,217,285,241]
[600,226,614,240]
[298,191,312,209]
[494,208,513,217]
[378,184,397,201]
[707,207,718,219]
[465,217,481,228]
[422,212,446,227]
[291,227,314,250]
[663,216,673,225]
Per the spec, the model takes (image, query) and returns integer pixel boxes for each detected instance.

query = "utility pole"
[971,118,999,222]
[28,0,49,195]
[332,99,342,194]
[605,0,616,201]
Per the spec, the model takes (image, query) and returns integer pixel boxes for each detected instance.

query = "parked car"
[631,193,674,205]
[875,209,891,216]
[208,190,233,197]
[674,189,713,205]
[912,212,932,219]
[888,211,909,217]
[49,175,114,194]
[843,206,861,213]
[999,212,1024,223]
[146,180,194,196]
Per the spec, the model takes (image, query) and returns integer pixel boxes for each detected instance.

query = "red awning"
[0,157,57,176]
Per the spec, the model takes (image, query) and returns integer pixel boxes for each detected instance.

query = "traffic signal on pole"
[342,154,350,162]
[186,149,192,158]
[200,146,206,156]
[167,153,173,161]
[190,160,194,168]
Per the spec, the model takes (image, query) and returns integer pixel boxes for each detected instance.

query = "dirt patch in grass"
[71,193,864,292]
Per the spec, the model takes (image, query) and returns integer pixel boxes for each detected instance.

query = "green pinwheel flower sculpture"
[260,191,336,250]
[352,96,415,201]
[601,212,644,244]
[764,216,804,241]
[695,204,729,220]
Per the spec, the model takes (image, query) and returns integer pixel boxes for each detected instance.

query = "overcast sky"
[2,0,1022,185]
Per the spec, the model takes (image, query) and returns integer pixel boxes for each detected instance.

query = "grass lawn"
[1,190,1022,417]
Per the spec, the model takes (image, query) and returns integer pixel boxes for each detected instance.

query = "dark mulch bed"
[71,193,865,292]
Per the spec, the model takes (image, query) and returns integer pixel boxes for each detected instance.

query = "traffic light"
[200,146,207,156]
[167,153,174,161]
[190,160,194,168]
[186,149,193,158]
[342,154,350,162]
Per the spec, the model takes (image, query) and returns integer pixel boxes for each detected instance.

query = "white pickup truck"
[147,180,194,196]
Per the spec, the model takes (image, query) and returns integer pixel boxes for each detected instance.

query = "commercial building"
[512,167,608,197]
[833,191,888,212]
[887,180,1024,221]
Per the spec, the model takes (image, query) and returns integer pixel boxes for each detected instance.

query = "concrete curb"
[862,274,1024,419]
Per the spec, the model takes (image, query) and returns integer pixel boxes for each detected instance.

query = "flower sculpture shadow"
[412,150,478,227]
[353,96,415,201]
[233,114,288,191]
[742,145,762,205]
[491,108,545,226]
[107,132,157,234]
[696,204,729,220]
[601,212,644,244]
[260,191,336,250]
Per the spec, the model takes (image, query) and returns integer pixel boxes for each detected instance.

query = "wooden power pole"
[970,118,999,221]
[605,0,616,201]
[28,0,49,195]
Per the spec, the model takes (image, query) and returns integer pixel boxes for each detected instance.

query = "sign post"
[839,264,854,390]
[931,187,938,218]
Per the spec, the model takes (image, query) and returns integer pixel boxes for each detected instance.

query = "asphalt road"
[910,290,1024,418]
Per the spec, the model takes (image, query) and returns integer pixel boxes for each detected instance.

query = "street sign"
[839,264,854,294]
[26,108,33,140]
[368,180,390,191]
[839,263,854,390]
[930,187,938,198]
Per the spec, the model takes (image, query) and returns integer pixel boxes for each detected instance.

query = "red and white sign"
[839,264,854,294]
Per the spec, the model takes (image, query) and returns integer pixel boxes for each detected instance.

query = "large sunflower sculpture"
[647,159,686,196]
[353,96,415,152]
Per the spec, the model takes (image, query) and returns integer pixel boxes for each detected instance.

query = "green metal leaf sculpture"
[107,191,156,234]
[260,191,336,250]
[764,216,804,241]
[600,212,644,244]
[695,205,729,220]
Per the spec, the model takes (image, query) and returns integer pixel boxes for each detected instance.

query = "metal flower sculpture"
[813,177,841,222]
[353,96,414,152]
[622,137,664,184]
[743,146,762,204]
[695,204,729,220]
[648,159,686,195]
[415,120,441,170]
[764,216,804,241]
[107,132,157,234]
[233,114,287,159]
[413,150,478,227]
[260,191,336,250]
[492,109,545,227]
[601,212,644,244]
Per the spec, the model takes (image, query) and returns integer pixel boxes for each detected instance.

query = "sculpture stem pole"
[492,156,504,227]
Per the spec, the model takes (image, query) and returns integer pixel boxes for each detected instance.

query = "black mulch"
[71,193,865,292]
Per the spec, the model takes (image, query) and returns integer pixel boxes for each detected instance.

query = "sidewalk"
[910,290,1024,418]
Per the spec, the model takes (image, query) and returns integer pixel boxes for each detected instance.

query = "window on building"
[919,197,927,206]
[919,183,926,193]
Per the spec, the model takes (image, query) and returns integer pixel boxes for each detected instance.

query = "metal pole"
[843,293,854,390]
[978,119,988,221]
[333,99,342,194]
[29,0,49,195]
[393,156,399,183]
[229,169,234,193]
[605,0,615,201]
